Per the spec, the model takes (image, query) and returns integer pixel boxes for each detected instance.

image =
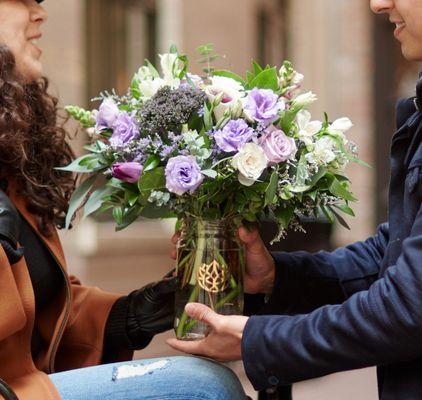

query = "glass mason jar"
[174,218,245,340]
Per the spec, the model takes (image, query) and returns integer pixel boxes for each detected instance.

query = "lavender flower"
[244,88,285,126]
[259,126,297,164]
[111,162,143,183]
[214,119,255,152]
[95,98,120,131]
[165,156,204,195]
[110,112,140,148]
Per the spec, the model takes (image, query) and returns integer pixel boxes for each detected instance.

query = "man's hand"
[238,227,275,294]
[166,303,248,362]
[171,227,275,295]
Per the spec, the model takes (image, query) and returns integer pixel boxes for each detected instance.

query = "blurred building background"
[40,1,420,399]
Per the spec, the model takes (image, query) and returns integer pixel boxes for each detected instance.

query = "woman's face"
[371,0,422,61]
[0,0,48,82]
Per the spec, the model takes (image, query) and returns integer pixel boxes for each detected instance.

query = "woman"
[0,1,247,399]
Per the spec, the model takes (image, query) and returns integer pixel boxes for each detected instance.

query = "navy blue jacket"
[242,83,422,399]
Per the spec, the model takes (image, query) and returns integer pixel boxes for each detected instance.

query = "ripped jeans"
[50,356,247,400]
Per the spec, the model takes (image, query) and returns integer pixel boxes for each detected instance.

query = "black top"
[18,216,64,357]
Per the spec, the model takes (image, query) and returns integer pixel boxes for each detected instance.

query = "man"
[167,1,422,398]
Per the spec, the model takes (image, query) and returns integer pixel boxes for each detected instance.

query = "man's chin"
[400,44,422,63]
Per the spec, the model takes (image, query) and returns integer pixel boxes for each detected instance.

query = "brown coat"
[0,188,131,400]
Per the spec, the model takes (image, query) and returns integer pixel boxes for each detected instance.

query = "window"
[256,0,289,66]
[86,0,157,104]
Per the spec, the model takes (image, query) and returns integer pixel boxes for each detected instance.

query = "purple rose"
[111,162,143,183]
[109,112,140,148]
[95,98,120,131]
[259,126,297,164]
[165,156,204,195]
[214,119,255,152]
[244,88,284,125]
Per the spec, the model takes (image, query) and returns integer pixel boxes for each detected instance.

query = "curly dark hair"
[0,44,75,236]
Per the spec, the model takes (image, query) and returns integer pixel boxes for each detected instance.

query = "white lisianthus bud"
[232,143,268,186]
[292,92,318,108]
[137,66,155,80]
[292,71,304,85]
[329,117,353,133]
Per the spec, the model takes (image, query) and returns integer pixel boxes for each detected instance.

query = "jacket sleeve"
[262,223,389,315]
[55,275,133,370]
[241,211,421,390]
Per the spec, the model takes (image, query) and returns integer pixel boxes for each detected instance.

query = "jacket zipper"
[31,232,72,374]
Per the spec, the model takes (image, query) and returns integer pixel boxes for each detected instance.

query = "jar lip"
[182,218,237,229]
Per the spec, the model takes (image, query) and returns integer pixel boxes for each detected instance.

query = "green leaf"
[347,155,372,168]
[333,203,355,217]
[212,70,245,85]
[202,169,218,179]
[328,205,351,230]
[248,67,279,91]
[320,204,335,224]
[65,175,97,229]
[252,60,263,76]
[113,206,123,226]
[138,167,166,192]
[83,186,114,219]
[275,205,295,229]
[204,102,214,131]
[329,179,358,202]
[140,205,173,219]
[144,155,161,172]
[265,172,278,206]
[130,76,141,100]
[56,155,99,173]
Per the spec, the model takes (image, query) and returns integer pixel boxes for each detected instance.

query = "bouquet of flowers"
[64,45,362,340]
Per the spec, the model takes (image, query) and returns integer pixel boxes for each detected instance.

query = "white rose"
[292,91,318,108]
[232,143,268,186]
[205,76,245,120]
[296,110,323,146]
[306,137,337,165]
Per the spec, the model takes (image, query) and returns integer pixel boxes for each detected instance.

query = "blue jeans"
[50,356,247,400]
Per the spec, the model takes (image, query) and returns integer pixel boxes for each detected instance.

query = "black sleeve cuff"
[102,296,134,363]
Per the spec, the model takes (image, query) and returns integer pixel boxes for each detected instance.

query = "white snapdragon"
[278,65,304,88]
[292,91,318,109]
[232,143,268,186]
[205,76,245,120]
[296,110,323,146]
[306,137,337,166]
[182,129,211,164]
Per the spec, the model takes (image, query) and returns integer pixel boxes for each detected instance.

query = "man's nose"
[370,0,394,14]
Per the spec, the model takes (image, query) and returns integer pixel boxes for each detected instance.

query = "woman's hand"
[167,303,248,362]
[171,227,275,294]
[126,272,176,348]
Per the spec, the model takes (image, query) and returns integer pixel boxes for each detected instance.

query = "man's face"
[371,0,422,61]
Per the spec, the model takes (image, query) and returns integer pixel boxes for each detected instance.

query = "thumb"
[185,303,220,329]
[238,227,266,255]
